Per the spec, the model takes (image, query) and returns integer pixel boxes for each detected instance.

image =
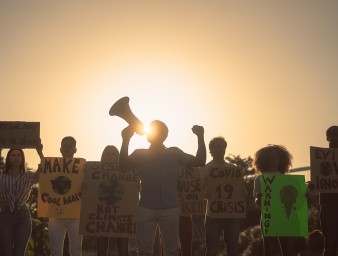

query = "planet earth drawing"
[51,176,72,195]
[97,178,124,205]
[320,161,332,176]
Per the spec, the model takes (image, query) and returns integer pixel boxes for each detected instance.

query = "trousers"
[0,205,32,256]
[48,218,82,256]
[136,206,179,256]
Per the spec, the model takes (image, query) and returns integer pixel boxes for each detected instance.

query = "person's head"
[308,229,324,251]
[254,145,293,174]
[326,126,338,148]
[209,137,227,160]
[101,145,119,163]
[147,120,168,145]
[60,136,77,158]
[5,148,26,173]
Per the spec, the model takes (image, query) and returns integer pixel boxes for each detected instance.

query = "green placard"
[260,174,308,237]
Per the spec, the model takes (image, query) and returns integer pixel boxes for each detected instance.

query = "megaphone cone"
[109,97,145,135]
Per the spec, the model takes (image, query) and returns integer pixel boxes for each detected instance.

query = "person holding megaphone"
[119,119,206,256]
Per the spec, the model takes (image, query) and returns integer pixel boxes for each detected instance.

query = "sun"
[144,123,151,135]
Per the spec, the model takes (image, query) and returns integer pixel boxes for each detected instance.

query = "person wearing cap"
[119,120,206,256]
[319,126,338,256]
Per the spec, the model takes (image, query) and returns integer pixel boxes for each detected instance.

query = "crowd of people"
[1,121,338,256]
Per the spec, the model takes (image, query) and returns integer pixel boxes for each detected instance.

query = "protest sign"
[79,161,140,238]
[38,157,85,218]
[261,174,308,237]
[0,121,40,148]
[177,167,206,215]
[206,166,246,218]
[310,146,338,193]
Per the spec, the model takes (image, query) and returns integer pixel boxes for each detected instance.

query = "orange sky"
[1,1,338,170]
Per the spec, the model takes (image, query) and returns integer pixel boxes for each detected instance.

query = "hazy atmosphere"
[1,1,337,170]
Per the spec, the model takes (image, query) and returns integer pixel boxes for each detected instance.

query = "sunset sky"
[1,1,337,170]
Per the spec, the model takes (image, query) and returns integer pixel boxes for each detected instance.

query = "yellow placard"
[206,166,246,218]
[38,157,85,218]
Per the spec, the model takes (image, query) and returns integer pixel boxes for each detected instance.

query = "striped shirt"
[0,170,39,212]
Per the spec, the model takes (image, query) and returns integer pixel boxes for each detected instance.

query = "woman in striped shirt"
[0,146,43,256]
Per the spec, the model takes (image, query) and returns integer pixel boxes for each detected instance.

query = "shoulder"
[130,148,147,157]
[200,161,216,173]
[166,147,184,153]
[165,147,189,157]
[132,148,146,153]
[26,170,39,179]
[224,162,237,168]
[204,161,214,168]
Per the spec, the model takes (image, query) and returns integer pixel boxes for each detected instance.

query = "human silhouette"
[119,120,206,256]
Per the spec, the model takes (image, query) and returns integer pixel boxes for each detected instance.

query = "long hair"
[5,148,26,173]
[254,145,292,174]
[101,145,119,163]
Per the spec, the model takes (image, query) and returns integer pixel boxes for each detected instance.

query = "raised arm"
[119,126,136,171]
[186,125,206,168]
[36,139,44,162]
[35,140,44,173]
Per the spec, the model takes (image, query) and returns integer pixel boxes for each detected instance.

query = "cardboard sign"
[38,157,86,218]
[206,166,246,218]
[0,121,40,148]
[177,167,206,215]
[79,161,140,238]
[310,146,338,193]
[261,174,308,237]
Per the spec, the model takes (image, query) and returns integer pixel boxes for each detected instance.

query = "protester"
[200,137,240,256]
[48,136,83,256]
[319,126,338,256]
[0,144,43,256]
[96,145,129,256]
[119,120,206,256]
[253,144,295,256]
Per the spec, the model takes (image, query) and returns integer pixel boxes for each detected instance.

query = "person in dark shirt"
[119,120,206,256]
[319,126,338,256]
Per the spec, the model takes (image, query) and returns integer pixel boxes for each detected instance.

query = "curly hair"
[254,145,292,174]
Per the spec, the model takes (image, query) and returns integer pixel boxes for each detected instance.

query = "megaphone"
[109,97,145,135]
